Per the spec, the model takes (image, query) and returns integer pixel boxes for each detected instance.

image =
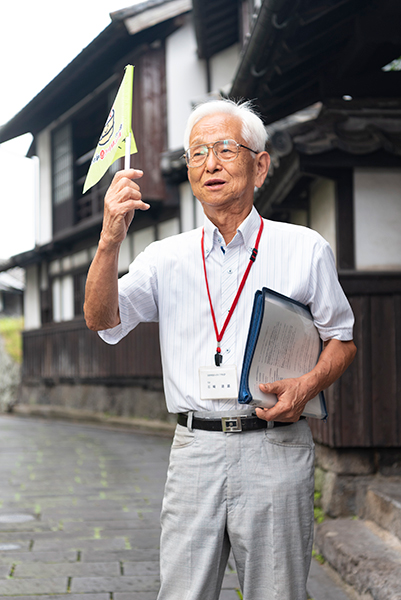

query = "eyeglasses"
[183,139,259,168]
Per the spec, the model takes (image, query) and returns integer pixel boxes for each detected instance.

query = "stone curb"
[7,404,176,437]
[315,517,401,600]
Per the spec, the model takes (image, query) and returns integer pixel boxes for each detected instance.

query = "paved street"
[0,415,354,600]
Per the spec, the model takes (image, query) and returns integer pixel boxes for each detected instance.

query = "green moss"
[0,317,24,364]
[314,506,325,523]
[312,548,325,565]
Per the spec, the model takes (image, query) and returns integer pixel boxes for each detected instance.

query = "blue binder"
[238,287,328,420]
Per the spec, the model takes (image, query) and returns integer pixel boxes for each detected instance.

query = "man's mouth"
[204,179,225,188]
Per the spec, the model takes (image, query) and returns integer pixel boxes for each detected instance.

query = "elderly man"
[84,99,356,600]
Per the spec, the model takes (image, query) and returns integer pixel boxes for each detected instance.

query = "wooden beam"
[321,71,401,99]
[336,169,355,270]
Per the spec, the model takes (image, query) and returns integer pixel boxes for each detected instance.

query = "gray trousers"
[157,417,315,600]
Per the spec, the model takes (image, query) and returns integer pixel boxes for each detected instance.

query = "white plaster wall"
[61,275,74,321]
[210,43,240,93]
[32,156,40,247]
[71,249,90,269]
[195,197,204,228]
[61,256,72,272]
[52,278,61,323]
[158,218,180,239]
[354,168,401,270]
[132,226,156,259]
[310,178,337,260]
[49,259,60,276]
[35,128,53,246]
[165,17,207,149]
[52,275,74,322]
[24,264,41,330]
[180,181,196,232]
[118,234,133,274]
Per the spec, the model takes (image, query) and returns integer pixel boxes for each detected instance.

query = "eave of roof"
[229,0,401,124]
[256,99,401,216]
[191,0,240,59]
[113,0,191,35]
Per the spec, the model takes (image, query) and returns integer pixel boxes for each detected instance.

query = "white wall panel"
[166,17,207,149]
[354,169,401,270]
[35,128,53,246]
[24,264,41,330]
[310,178,337,261]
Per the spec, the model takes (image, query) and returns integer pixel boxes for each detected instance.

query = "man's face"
[187,113,269,217]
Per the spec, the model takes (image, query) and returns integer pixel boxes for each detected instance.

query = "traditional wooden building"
[222,0,400,515]
[0,0,400,474]
[0,269,24,317]
[0,0,242,419]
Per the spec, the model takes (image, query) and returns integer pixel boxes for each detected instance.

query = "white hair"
[183,98,268,152]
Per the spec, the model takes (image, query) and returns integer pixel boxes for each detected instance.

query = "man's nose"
[205,147,221,170]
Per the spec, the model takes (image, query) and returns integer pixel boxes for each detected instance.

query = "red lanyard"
[201,215,264,366]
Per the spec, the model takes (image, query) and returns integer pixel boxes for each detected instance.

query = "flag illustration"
[83,65,137,194]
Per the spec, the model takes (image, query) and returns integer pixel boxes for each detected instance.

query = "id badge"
[199,365,239,400]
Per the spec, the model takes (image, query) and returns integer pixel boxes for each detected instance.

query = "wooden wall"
[310,272,401,448]
[23,320,162,384]
[23,272,401,449]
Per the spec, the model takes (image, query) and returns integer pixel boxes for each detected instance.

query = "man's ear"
[254,152,270,189]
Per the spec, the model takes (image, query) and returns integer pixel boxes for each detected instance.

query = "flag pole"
[124,132,131,170]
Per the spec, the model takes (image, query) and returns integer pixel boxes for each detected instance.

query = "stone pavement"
[0,415,356,600]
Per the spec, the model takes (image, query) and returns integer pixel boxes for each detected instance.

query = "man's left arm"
[255,339,357,423]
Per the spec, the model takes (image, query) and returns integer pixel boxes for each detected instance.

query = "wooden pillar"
[335,169,355,271]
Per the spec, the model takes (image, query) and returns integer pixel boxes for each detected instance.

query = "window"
[51,90,117,234]
[51,275,74,322]
[52,124,74,234]
[53,124,73,206]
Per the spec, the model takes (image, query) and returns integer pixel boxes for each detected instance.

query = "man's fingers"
[254,407,272,421]
[259,381,283,395]
[113,168,144,182]
[255,405,289,422]
[120,200,150,220]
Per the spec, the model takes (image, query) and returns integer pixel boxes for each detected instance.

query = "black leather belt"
[177,413,303,433]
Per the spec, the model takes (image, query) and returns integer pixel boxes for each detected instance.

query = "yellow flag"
[83,65,137,194]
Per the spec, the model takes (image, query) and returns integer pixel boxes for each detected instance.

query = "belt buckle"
[221,416,242,433]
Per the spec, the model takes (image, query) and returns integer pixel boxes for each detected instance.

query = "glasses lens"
[214,140,238,161]
[186,140,239,166]
[187,145,208,166]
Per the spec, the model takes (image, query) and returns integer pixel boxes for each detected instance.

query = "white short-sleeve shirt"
[99,207,354,414]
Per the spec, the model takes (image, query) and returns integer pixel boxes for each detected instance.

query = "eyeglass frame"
[182,139,260,168]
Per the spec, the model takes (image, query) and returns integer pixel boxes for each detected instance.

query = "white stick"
[124,133,131,170]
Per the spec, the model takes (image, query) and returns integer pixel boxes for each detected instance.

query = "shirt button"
[226,349,231,354]
[228,269,233,274]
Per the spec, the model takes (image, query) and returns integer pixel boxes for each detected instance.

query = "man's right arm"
[84,168,149,332]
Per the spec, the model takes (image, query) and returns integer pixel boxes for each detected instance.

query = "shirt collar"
[203,206,262,257]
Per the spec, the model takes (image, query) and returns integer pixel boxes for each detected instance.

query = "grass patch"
[312,548,325,565]
[314,506,325,524]
[0,317,23,363]
[314,487,325,523]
